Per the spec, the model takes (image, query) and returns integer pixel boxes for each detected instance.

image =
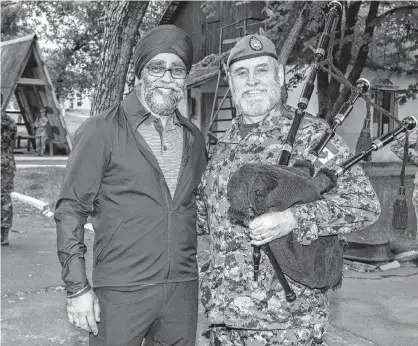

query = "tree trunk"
[326,1,380,124]
[319,1,362,119]
[124,36,138,98]
[316,1,380,124]
[277,2,311,67]
[273,2,310,104]
[90,0,149,117]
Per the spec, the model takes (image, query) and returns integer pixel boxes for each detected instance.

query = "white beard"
[232,80,282,118]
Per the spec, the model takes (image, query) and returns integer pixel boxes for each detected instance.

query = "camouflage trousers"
[210,325,327,346]
[1,168,15,230]
[36,134,47,155]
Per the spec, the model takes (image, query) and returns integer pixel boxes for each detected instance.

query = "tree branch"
[374,5,418,26]
[327,1,380,123]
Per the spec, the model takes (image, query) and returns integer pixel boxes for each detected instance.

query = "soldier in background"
[1,94,17,245]
[34,107,49,156]
[391,129,418,241]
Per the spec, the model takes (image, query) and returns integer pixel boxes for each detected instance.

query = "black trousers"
[89,280,198,346]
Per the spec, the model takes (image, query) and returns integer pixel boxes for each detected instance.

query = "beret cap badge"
[249,36,263,51]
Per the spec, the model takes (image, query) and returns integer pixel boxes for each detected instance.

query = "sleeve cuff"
[67,285,91,299]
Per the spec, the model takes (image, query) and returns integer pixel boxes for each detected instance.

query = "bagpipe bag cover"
[227,163,343,290]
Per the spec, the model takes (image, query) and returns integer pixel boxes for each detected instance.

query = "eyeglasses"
[146,65,188,79]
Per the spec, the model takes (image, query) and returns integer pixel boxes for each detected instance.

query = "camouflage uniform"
[210,326,326,346]
[390,129,418,239]
[1,111,17,244]
[34,114,49,155]
[197,103,381,345]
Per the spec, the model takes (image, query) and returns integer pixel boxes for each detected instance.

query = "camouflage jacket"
[1,111,17,171]
[35,115,49,136]
[197,103,380,330]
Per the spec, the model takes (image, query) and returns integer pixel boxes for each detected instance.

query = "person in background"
[197,34,381,345]
[55,25,207,346]
[34,107,49,156]
[1,94,17,245]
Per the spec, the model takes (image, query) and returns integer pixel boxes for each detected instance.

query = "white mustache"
[152,84,183,92]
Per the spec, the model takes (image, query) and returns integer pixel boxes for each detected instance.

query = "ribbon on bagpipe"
[226,1,417,302]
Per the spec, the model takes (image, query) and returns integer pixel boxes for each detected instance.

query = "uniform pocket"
[94,217,123,266]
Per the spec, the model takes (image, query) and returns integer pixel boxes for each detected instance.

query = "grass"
[13,109,87,210]
[14,167,66,210]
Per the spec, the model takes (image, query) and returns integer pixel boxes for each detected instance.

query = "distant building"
[63,91,92,111]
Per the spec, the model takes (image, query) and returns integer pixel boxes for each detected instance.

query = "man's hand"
[67,289,100,335]
[248,209,297,246]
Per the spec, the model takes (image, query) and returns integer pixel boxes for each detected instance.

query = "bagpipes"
[226,1,417,302]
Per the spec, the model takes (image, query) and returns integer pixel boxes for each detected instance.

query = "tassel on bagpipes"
[355,101,373,162]
[392,134,410,229]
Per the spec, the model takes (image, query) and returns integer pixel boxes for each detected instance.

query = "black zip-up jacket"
[55,92,207,296]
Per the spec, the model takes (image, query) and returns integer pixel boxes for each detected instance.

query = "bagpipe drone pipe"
[226,1,417,302]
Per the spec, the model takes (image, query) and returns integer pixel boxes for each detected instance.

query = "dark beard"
[137,78,185,117]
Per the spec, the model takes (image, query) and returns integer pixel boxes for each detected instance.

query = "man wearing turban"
[55,25,207,346]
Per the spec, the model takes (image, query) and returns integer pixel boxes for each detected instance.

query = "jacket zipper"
[175,134,193,199]
[166,131,193,279]
[166,206,172,279]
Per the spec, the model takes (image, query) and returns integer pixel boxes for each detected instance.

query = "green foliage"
[398,82,418,106]
[263,1,418,121]
[31,1,106,102]
[1,1,105,102]
[1,1,34,39]
[200,1,218,20]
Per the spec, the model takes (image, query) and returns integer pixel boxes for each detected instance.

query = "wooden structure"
[1,34,72,154]
[159,1,267,147]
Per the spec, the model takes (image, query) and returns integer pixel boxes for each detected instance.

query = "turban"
[133,25,193,78]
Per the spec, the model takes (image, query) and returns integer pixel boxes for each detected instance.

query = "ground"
[3,200,418,346]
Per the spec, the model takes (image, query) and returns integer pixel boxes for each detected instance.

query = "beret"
[227,34,277,68]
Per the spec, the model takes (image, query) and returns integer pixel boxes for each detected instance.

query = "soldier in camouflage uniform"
[1,103,17,245]
[390,129,418,241]
[196,35,381,345]
[34,107,49,156]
